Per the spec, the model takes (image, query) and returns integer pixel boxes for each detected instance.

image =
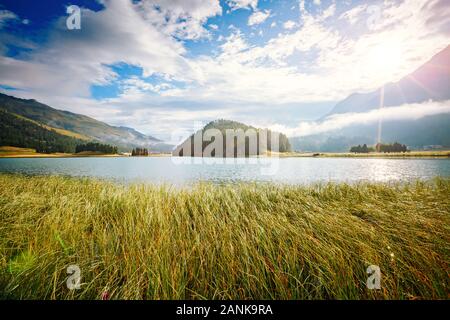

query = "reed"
[0,174,448,299]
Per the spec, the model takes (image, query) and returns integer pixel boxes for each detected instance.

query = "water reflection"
[0,157,448,186]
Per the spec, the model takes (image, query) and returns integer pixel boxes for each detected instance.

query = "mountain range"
[0,93,173,152]
[292,45,450,151]
[1,45,449,154]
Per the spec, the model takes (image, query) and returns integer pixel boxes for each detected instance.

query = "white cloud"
[121,76,172,95]
[209,24,219,30]
[270,21,276,28]
[275,100,450,137]
[227,0,258,11]
[283,20,296,29]
[0,9,17,28]
[137,0,222,40]
[147,0,450,134]
[248,10,270,26]
[5,1,448,106]
[322,3,336,19]
[0,1,191,97]
[339,4,367,25]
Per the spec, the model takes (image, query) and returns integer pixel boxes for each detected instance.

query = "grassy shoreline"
[0,174,448,299]
[0,146,170,158]
[1,146,449,159]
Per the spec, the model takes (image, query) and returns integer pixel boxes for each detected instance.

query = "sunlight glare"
[367,42,403,79]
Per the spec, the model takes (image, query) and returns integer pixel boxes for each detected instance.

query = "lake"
[0,157,449,186]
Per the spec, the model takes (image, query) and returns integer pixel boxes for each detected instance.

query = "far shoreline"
[275,150,450,159]
[0,146,173,158]
[1,149,449,159]
[0,153,173,159]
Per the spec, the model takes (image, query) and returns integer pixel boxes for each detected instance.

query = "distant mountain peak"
[292,45,450,152]
[325,45,450,117]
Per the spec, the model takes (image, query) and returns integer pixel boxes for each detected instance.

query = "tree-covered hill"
[173,119,291,157]
[0,109,85,153]
[0,93,163,151]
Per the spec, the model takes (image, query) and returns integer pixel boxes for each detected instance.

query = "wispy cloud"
[283,20,296,29]
[0,10,17,28]
[271,100,450,137]
[227,0,258,11]
[138,0,222,40]
[248,10,270,26]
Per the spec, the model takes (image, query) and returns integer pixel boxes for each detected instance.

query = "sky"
[0,0,449,141]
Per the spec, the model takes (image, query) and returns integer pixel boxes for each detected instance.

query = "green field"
[0,174,448,299]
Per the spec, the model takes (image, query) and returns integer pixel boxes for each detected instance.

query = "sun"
[366,42,403,79]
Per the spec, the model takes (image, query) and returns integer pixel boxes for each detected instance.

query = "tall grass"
[0,174,448,299]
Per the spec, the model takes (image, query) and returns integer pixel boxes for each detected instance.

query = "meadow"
[0,174,448,299]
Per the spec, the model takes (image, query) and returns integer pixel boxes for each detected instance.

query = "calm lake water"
[0,157,449,185]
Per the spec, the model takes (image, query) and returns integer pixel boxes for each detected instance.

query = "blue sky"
[0,0,449,140]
